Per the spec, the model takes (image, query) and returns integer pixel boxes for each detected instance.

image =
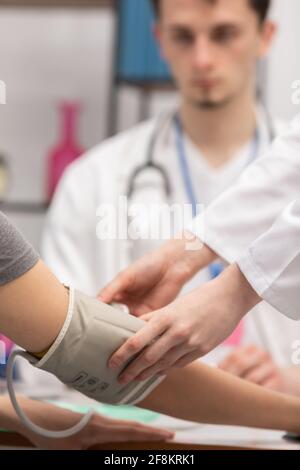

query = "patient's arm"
[0,262,299,435]
[0,212,67,354]
[0,260,68,354]
[139,361,300,434]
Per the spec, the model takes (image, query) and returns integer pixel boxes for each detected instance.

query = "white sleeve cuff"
[188,214,241,264]
[238,252,300,321]
[237,253,271,298]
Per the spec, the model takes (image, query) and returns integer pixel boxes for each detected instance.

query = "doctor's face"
[155,0,275,109]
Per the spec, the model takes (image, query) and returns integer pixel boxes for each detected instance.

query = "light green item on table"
[50,401,160,424]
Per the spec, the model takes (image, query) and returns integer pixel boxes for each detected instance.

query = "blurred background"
[0,0,299,249]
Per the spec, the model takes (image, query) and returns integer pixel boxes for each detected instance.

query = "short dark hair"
[151,0,271,24]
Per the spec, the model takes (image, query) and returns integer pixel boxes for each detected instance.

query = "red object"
[47,102,85,201]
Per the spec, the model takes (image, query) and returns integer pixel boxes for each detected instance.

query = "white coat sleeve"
[41,162,100,296]
[238,200,300,320]
[189,113,300,263]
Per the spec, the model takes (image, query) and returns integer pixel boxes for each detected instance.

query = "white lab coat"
[190,113,300,321]
[239,200,300,321]
[41,111,298,368]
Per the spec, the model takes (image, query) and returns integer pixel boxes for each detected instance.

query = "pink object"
[47,101,85,201]
[0,335,14,356]
[224,321,244,347]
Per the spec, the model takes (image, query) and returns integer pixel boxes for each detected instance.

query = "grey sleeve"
[0,211,39,286]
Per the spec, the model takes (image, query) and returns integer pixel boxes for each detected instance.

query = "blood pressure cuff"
[23,288,164,405]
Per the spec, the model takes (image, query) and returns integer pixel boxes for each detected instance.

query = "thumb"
[139,312,155,322]
[98,274,129,303]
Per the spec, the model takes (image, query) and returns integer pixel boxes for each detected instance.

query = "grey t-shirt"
[0,211,39,286]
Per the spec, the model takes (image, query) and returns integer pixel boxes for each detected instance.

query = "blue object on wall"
[117,0,172,82]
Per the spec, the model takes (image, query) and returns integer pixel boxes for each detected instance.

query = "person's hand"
[218,345,286,392]
[4,397,174,450]
[99,231,215,315]
[108,264,261,383]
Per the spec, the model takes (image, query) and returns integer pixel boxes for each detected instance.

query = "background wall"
[0,8,115,247]
[0,0,299,250]
[267,0,300,120]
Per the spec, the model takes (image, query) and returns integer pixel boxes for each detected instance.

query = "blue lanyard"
[173,114,260,279]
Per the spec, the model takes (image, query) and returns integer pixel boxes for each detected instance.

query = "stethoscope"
[126,109,276,279]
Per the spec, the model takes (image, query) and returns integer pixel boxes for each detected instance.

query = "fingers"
[134,345,193,380]
[104,424,172,443]
[244,362,278,385]
[124,301,153,317]
[86,419,174,447]
[263,376,282,391]
[108,315,168,373]
[115,318,196,383]
[139,312,155,322]
[218,345,252,373]
[116,330,183,384]
[218,345,281,388]
[98,271,131,304]
[121,421,174,440]
[219,346,270,378]
[155,351,203,378]
[169,350,203,369]
[98,276,153,317]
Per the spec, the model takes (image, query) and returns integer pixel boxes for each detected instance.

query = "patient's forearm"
[140,361,300,434]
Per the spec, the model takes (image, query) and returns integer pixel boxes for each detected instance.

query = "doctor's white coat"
[190,113,300,322]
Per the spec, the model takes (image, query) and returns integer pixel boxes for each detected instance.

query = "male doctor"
[42,0,300,394]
